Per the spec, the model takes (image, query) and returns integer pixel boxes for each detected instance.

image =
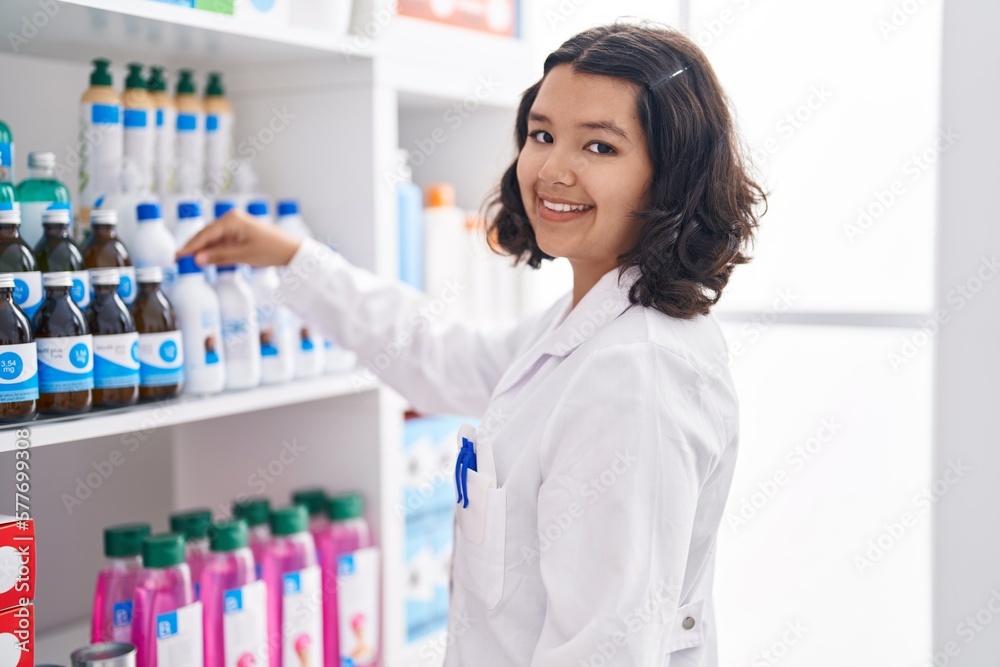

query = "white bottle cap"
[0,210,21,225]
[42,209,71,225]
[28,152,56,169]
[136,266,164,284]
[91,209,119,225]
[0,274,14,289]
[42,271,73,288]
[90,268,121,286]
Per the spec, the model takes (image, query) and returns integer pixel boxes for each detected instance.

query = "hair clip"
[649,66,690,89]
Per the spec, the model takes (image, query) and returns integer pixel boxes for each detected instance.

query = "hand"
[176,209,302,268]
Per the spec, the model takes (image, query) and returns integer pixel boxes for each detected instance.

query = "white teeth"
[541,199,591,213]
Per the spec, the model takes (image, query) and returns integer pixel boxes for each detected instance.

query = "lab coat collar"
[491,264,641,400]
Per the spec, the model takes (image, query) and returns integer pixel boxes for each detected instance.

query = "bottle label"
[281,565,323,666]
[177,113,198,132]
[0,342,39,402]
[221,316,257,361]
[222,579,268,666]
[93,332,140,389]
[112,599,133,640]
[336,547,381,666]
[116,266,137,305]
[124,108,148,128]
[11,271,42,320]
[0,140,12,182]
[155,601,204,667]
[80,103,124,209]
[37,334,93,393]
[138,331,184,387]
[68,270,92,308]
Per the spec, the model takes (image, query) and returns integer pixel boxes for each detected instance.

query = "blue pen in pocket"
[455,436,477,509]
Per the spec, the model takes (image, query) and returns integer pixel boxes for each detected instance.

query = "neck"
[569,259,618,309]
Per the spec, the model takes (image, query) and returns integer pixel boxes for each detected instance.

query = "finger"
[176,213,243,258]
[192,243,251,268]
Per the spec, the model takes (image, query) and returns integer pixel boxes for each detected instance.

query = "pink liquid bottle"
[170,508,212,600]
[201,519,258,667]
[262,505,322,667]
[91,522,150,643]
[131,533,195,667]
[318,493,378,667]
[291,487,328,545]
[232,496,271,580]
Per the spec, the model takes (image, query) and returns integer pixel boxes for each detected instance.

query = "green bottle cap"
[176,69,197,95]
[125,63,146,90]
[233,496,271,527]
[292,488,327,517]
[270,505,307,537]
[169,508,212,540]
[148,66,167,93]
[142,533,185,568]
[210,519,248,552]
[103,523,151,558]
[90,58,113,87]
[205,72,225,97]
[327,493,365,521]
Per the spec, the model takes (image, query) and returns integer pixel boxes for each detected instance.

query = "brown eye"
[586,141,615,155]
[529,130,553,144]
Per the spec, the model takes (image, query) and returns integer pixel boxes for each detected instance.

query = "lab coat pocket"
[664,598,705,664]
[454,468,507,609]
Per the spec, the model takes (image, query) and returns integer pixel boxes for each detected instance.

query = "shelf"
[0,0,362,66]
[36,618,90,665]
[0,371,374,450]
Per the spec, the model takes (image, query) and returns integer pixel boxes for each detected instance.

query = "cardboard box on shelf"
[397,0,518,37]
[0,602,33,667]
[0,517,34,612]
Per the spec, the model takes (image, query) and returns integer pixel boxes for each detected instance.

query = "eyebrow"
[528,112,631,142]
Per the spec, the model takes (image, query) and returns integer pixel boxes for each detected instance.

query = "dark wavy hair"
[485,23,767,319]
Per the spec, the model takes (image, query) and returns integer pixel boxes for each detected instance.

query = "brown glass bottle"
[0,274,37,422]
[32,272,92,414]
[131,267,182,401]
[87,268,139,408]
[81,209,136,306]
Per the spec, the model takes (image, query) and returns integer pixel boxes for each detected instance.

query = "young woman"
[180,23,765,667]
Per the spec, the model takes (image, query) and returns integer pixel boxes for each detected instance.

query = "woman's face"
[517,64,654,270]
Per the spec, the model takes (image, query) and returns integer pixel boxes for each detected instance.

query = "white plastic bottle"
[249,264,296,386]
[276,200,313,240]
[203,72,235,195]
[214,265,261,390]
[80,59,123,220]
[173,200,206,251]
[148,66,176,200]
[423,183,470,321]
[131,202,178,295]
[122,63,155,194]
[173,255,225,395]
[174,70,204,195]
[95,161,145,253]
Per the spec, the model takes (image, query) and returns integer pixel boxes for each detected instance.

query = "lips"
[536,195,594,223]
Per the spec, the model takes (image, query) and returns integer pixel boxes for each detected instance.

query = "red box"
[0,602,33,666]
[0,517,35,610]
[398,0,518,37]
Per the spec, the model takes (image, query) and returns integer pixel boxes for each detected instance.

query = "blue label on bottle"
[139,331,184,387]
[37,335,94,393]
[11,272,42,319]
[0,141,11,167]
[206,114,219,132]
[157,611,178,639]
[177,113,197,132]
[91,104,120,124]
[0,344,39,402]
[113,600,133,628]
[282,572,301,595]
[93,333,140,389]
[117,267,136,305]
[124,108,148,128]
[224,588,243,614]
[156,109,164,127]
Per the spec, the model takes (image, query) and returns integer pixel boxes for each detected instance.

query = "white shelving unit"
[0,1,534,664]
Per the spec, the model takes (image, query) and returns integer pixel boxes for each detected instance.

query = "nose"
[537,145,578,187]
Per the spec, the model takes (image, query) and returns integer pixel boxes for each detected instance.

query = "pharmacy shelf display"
[0,1,533,664]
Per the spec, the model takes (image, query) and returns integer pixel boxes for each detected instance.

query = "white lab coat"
[278,238,740,667]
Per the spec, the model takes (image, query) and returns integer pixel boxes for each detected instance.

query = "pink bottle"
[91,523,150,643]
[292,487,328,544]
[262,505,322,667]
[318,493,376,667]
[132,533,195,667]
[170,508,212,600]
[201,519,256,667]
[232,496,271,580]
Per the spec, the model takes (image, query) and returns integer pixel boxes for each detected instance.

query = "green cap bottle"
[170,508,212,541]
[125,63,147,90]
[103,523,151,558]
[90,58,113,87]
[148,66,167,93]
[210,519,248,552]
[292,488,327,518]
[142,533,185,568]
[327,492,365,521]
[205,72,225,97]
[176,69,197,96]
[270,505,307,537]
[233,497,271,527]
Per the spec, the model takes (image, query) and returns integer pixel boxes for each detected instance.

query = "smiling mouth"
[539,197,594,213]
